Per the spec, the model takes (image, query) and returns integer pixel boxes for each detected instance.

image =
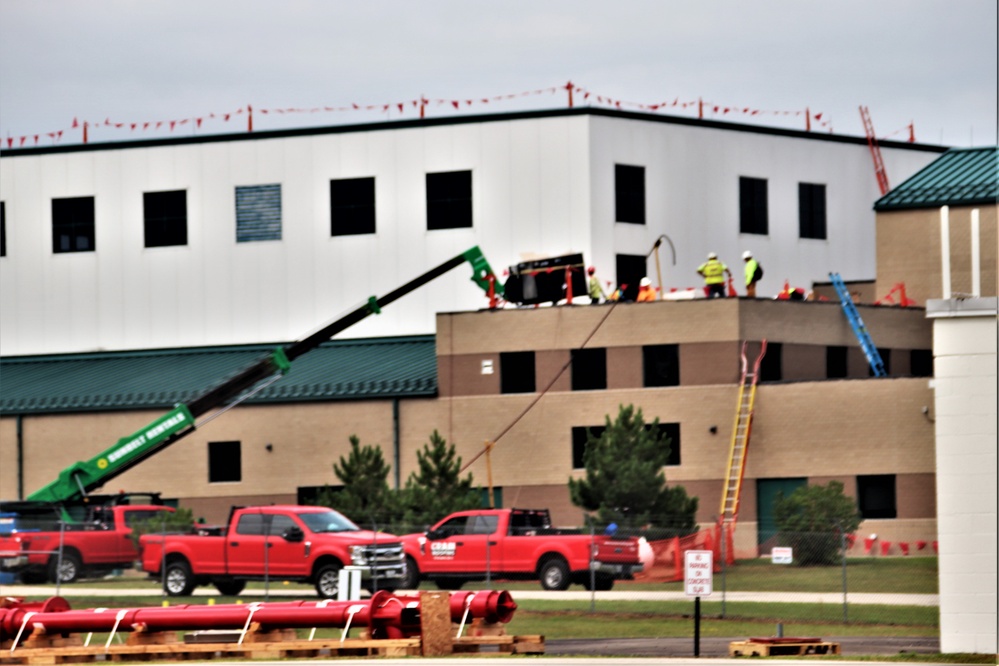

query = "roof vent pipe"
[971,208,981,297]
[940,206,951,299]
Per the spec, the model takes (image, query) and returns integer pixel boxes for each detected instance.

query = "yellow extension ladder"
[719,340,768,527]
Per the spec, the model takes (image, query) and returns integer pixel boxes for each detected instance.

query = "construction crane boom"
[860,106,890,196]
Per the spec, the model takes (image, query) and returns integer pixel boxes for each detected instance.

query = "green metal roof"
[0,336,437,415]
[874,146,998,211]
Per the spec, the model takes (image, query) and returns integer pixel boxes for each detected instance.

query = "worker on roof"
[587,266,606,304]
[636,276,657,302]
[697,252,732,298]
[743,251,762,298]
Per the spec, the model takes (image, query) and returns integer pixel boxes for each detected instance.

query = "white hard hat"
[743,250,752,260]
[640,277,652,287]
[707,252,718,260]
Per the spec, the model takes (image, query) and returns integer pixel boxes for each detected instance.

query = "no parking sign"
[684,549,713,596]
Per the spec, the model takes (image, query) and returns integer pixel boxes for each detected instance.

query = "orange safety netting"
[633,523,736,582]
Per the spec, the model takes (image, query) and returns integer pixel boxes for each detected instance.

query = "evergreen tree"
[400,430,481,528]
[317,435,397,527]
[568,404,698,532]
[774,480,861,565]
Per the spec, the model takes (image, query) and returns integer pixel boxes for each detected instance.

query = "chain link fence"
[1,517,939,630]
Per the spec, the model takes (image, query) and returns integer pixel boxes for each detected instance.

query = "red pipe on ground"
[0,591,423,642]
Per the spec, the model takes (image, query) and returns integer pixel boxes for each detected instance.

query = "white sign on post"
[771,547,793,564]
[684,549,713,596]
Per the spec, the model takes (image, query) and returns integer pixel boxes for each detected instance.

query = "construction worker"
[697,252,732,298]
[587,266,606,304]
[743,251,762,298]
[636,277,657,302]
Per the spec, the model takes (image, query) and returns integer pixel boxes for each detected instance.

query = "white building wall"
[1,111,939,356]
[928,298,998,655]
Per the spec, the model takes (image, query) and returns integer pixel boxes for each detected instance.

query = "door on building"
[615,254,647,302]
[756,477,807,551]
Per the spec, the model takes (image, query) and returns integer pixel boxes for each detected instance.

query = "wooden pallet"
[729,637,840,657]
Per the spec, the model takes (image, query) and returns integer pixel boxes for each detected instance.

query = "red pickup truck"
[3,503,174,584]
[0,533,31,581]
[399,508,643,591]
[140,505,407,598]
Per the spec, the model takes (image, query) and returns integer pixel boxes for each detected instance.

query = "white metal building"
[0,107,944,356]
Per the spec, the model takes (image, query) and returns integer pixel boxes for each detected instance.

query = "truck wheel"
[48,552,82,584]
[314,562,342,598]
[539,557,570,591]
[164,560,196,596]
[399,556,420,590]
[214,580,246,596]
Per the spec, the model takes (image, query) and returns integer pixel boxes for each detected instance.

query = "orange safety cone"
[727,277,738,297]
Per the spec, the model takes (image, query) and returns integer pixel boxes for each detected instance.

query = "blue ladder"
[829,273,886,377]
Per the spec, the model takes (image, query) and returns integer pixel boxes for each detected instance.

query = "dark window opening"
[298,485,342,505]
[208,441,241,483]
[236,184,282,242]
[799,183,827,239]
[144,190,188,247]
[571,347,607,391]
[739,177,768,235]
[643,344,680,387]
[426,170,472,230]
[826,346,848,379]
[870,348,891,376]
[572,422,680,469]
[857,474,897,519]
[759,342,782,382]
[615,253,647,302]
[615,164,646,224]
[330,177,376,236]
[500,351,536,394]
[910,349,933,377]
[52,196,96,253]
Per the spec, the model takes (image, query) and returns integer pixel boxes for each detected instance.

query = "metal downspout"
[393,398,400,490]
[17,414,24,499]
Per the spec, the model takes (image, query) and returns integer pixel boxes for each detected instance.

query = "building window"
[571,347,607,391]
[208,441,241,483]
[52,196,96,253]
[500,351,536,394]
[739,177,768,235]
[643,344,679,387]
[426,170,472,230]
[826,346,848,379]
[759,342,782,382]
[298,485,342,505]
[870,348,891,376]
[1,201,5,257]
[857,474,897,519]
[330,177,375,236]
[615,164,646,224]
[236,184,282,242]
[615,253,647,302]
[144,190,187,247]
[799,183,827,239]
[572,423,680,469]
[910,349,933,377]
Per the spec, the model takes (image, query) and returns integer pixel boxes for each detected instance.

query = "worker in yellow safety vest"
[697,252,732,298]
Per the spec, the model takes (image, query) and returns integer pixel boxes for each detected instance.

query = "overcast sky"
[1,0,996,150]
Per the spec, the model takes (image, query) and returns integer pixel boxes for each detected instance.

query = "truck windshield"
[298,510,359,533]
